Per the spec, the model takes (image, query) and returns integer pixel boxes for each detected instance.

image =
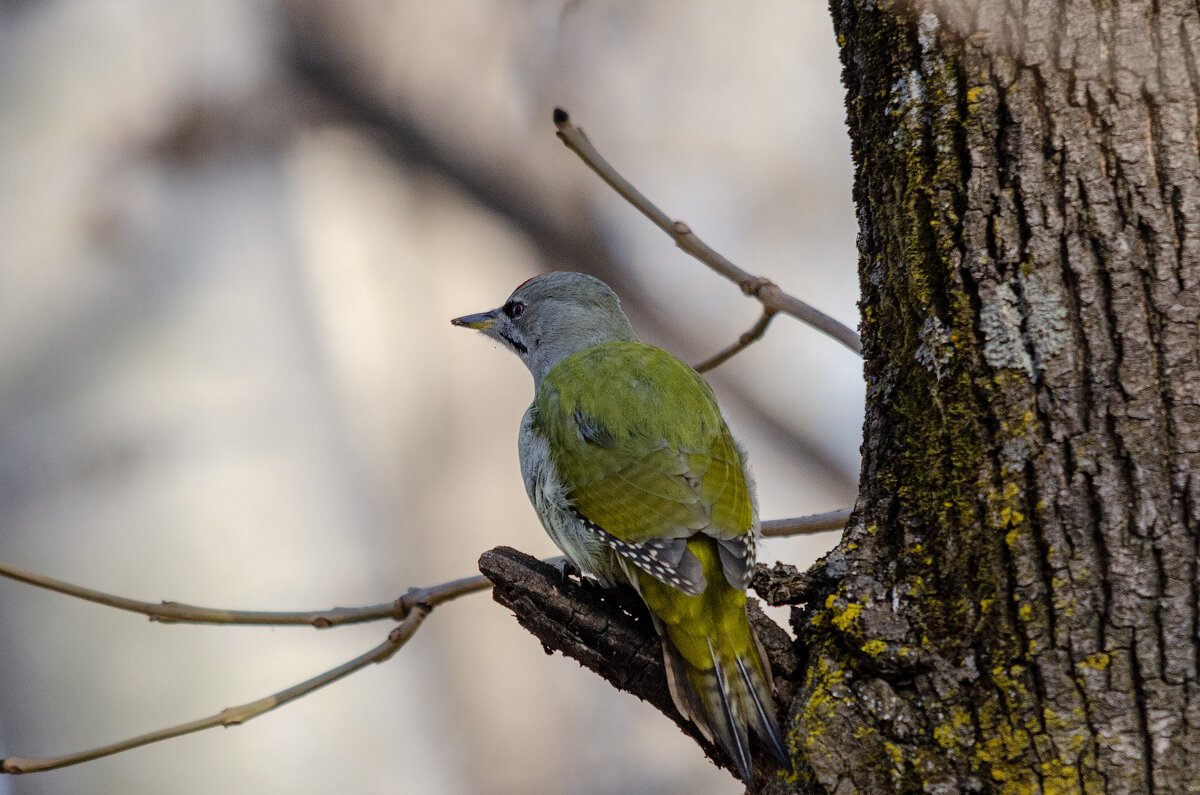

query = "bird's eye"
[505,301,526,319]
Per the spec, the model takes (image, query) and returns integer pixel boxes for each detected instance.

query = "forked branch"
[0,512,843,772]
[0,576,482,774]
[553,107,862,359]
[0,573,489,774]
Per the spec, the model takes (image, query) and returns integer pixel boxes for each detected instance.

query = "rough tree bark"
[791,0,1200,791]
[482,0,1200,792]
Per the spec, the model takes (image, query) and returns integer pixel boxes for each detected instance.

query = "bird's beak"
[450,309,499,330]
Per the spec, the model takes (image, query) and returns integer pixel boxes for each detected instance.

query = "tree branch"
[282,22,855,492]
[694,310,777,373]
[0,582,460,774]
[0,501,847,632]
[761,508,852,537]
[478,546,800,786]
[0,559,489,628]
[0,501,844,777]
[553,107,863,358]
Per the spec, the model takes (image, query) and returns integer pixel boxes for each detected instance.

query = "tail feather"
[654,615,786,783]
[734,653,789,766]
[628,542,787,782]
[708,639,755,783]
[656,614,709,731]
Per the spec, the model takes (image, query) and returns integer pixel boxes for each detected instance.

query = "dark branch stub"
[478,546,799,786]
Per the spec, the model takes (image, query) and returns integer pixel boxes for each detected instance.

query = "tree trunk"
[481,0,1200,791]
[792,0,1200,791]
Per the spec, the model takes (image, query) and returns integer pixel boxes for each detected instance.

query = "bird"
[452,271,788,783]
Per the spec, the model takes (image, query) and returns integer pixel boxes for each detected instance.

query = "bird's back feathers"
[534,342,756,590]
[528,341,786,781]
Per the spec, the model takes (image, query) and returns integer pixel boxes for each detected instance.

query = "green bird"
[452,271,787,782]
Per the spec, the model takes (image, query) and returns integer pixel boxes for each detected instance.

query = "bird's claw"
[553,558,582,581]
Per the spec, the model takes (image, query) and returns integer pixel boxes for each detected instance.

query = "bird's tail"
[651,612,789,783]
[626,536,788,782]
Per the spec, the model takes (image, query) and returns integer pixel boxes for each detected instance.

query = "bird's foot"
[552,557,582,581]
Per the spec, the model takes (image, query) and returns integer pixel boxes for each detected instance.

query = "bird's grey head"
[451,271,638,387]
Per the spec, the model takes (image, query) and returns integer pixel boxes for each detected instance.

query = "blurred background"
[0,2,861,793]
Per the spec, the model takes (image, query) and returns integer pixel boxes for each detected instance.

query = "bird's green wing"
[533,341,755,595]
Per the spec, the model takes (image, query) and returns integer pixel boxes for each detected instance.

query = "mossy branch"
[478,546,802,788]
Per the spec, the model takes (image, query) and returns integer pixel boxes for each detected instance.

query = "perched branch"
[553,107,863,357]
[761,508,852,537]
[0,501,839,777]
[0,560,489,628]
[479,546,800,786]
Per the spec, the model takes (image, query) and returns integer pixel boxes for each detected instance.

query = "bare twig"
[553,107,862,357]
[2,614,424,774]
[761,508,852,537]
[0,576,490,775]
[0,500,846,634]
[285,27,851,491]
[694,310,777,373]
[0,560,489,628]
